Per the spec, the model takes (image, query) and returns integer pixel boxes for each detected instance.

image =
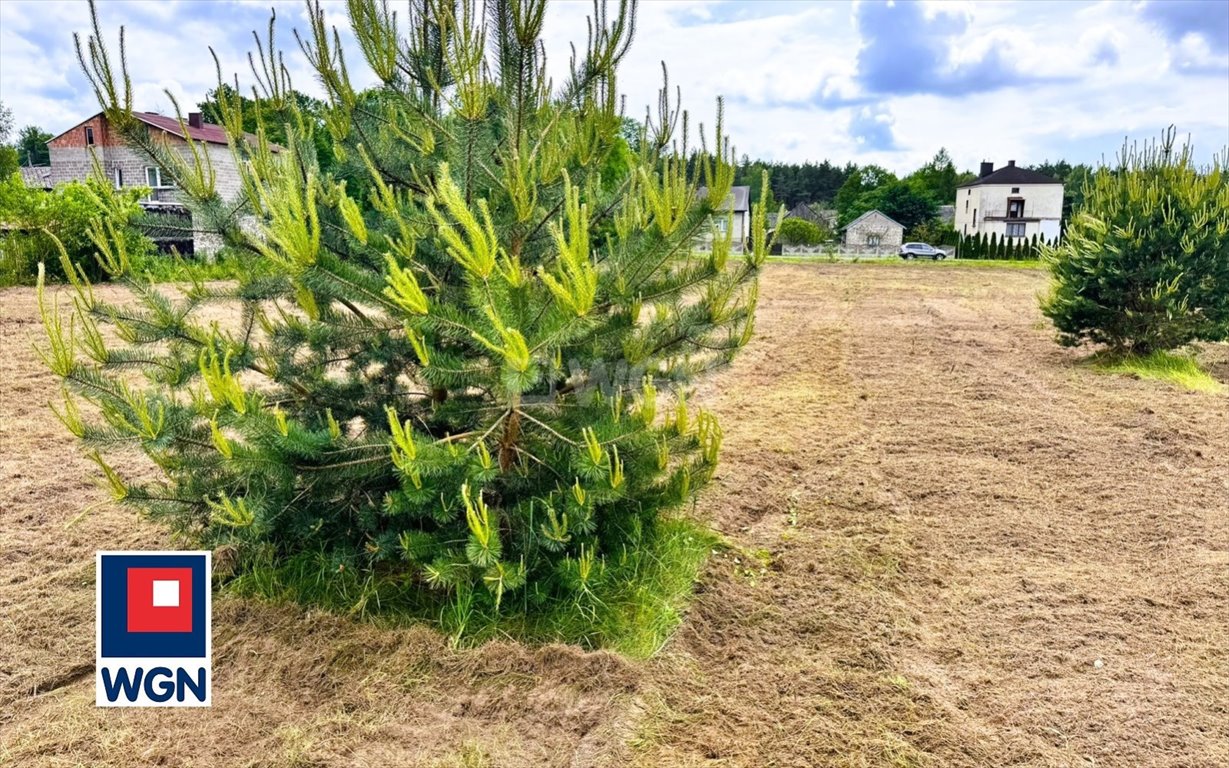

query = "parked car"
[899,242,948,260]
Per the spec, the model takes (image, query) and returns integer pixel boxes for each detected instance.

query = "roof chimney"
[1007,159,1016,167]
[188,112,203,129]
[979,161,994,178]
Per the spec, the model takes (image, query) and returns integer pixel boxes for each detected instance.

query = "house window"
[965,200,969,212]
[1011,187,1020,193]
[145,166,174,188]
[1006,223,1026,238]
[113,168,123,189]
[972,208,977,227]
[867,234,881,247]
[1007,198,1024,218]
[85,126,95,145]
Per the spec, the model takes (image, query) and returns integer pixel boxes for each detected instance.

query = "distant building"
[26,110,269,254]
[787,202,838,230]
[842,209,905,248]
[954,160,1063,242]
[697,185,751,247]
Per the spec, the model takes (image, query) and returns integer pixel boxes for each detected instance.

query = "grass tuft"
[1093,350,1224,393]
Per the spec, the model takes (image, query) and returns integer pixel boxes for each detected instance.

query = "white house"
[842,209,904,248]
[697,185,751,248]
[954,160,1063,242]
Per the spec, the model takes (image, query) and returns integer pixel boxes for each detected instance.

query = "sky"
[1,0,1226,175]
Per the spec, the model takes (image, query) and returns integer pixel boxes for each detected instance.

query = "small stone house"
[25,111,262,255]
[841,209,904,248]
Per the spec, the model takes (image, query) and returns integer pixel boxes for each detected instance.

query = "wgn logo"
[96,552,211,707]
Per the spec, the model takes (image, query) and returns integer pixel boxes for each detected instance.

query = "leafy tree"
[776,216,826,246]
[45,0,766,647]
[0,101,16,178]
[15,125,53,166]
[198,83,335,175]
[0,100,12,141]
[0,170,150,285]
[1041,128,1228,353]
[907,147,959,203]
[909,218,956,246]
[835,164,894,223]
[0,147,16,179]
[845,180,937,231]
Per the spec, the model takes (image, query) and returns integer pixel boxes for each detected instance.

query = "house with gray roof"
[787,202,838,230]
[697,184,751,249]
[954,160,1063,242]
[841,209,904,249]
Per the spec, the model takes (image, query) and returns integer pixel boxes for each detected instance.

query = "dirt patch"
[2,264,1226,766]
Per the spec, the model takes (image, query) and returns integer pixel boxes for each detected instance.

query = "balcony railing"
[981,206,1050,222]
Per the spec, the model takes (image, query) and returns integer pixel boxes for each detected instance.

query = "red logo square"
[126,567,193,633]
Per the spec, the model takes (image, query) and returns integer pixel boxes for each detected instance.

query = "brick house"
[23,111,257,255]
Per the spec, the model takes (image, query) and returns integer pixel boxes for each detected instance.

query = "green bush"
[0,146,17,180]
[128,246,274,283]
[908,218,956,247]
[775,216,827,246]
[44,0,766,652]
[0,172,151,286]
[1041,129,1228,353]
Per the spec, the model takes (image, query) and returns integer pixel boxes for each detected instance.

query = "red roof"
[134,112,230,145]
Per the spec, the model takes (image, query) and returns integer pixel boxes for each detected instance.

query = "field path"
[2,264,1227,767]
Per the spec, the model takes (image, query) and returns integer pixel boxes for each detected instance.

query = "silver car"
[899,242,948,260]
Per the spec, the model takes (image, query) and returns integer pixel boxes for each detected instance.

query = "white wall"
[954,183,1063,242]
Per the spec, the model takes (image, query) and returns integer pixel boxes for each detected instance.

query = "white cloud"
[0,0,1224,172]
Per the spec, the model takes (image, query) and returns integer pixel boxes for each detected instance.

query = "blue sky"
[1,0,1226,174]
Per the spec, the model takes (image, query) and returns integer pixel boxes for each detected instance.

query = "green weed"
[1092,350,1224,393]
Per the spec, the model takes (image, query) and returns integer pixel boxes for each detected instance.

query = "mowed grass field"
[2,263,1227,767]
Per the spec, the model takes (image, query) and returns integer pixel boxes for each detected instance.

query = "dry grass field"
[2,262,1227,767]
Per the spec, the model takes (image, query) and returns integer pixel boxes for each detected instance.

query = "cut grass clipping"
[1092,350,1224,393]
[227,516,721,659]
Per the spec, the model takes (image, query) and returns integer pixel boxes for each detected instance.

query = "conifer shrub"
[41,0,767,651]
[776,217,825,246]
[1042,129,1228,354]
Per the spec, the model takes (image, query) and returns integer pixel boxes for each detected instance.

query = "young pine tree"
[1042,128,1228,353]
[42,0,767,647]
